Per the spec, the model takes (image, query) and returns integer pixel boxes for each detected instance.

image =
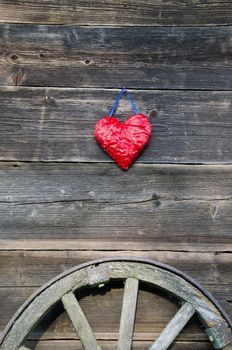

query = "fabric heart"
[94,114,152,170]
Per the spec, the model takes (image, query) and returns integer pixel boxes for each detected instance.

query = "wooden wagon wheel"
[0,258,232,350]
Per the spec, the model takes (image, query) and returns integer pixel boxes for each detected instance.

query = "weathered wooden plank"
[0,0,231,26]
[149,302,195,350]
[0,163,231,203]
[0,284,230,342]
[3,260,227,349]
[0,253,231,335]
[0,250,231,288]
[1,26,232,89]
[0,198,231,249]
[1,240,232,253]
[0,89,232,163]
[0,162,231,254]
[62,292,102,350]
[24,340,214,350]
[0,251,231,325]
[2,240,232,253]
[0,159,232,251]
[1,256,229,347]
[0,162,232,252]
[0,284,224,342]
[117,278,139,350]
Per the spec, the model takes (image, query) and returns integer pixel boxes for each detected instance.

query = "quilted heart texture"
[94,114,152,170]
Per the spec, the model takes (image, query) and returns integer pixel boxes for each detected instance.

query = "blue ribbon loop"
[109,87,139,117]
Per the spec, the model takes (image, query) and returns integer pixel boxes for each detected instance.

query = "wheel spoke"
[117,277,139,350]
[62,291,102,350]
[148,302,195,350]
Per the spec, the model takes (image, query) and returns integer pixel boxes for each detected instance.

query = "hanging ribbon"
[109,87,138,117]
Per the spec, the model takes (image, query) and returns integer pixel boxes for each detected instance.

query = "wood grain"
[0,0,231,26]
[0,282,230,342]
[0,163,231,251]
[0,1,231,348]
[0,88,232,163]
[0,250,231,315]
[23,340,214,350]
[2,240,232,252]
[0,250,230,345]
[62,292,102,350]
[0,163,231,204]
[0,25,232,89]
[0,164,230,250]
[0,250,231,288]
[117,278,139,350]
[3,259,229,347]
[149,302,195,350]
[0,285,217,341]
[6,199,231,243]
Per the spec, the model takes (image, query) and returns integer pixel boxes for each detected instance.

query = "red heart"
[94,114,152,170]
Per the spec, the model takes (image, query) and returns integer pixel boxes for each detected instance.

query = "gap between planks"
[1,86,232,92]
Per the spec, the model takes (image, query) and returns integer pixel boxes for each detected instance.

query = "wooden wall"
[0,1,231,349]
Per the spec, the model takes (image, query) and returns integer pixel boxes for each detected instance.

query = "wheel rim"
[0,258,231,350]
